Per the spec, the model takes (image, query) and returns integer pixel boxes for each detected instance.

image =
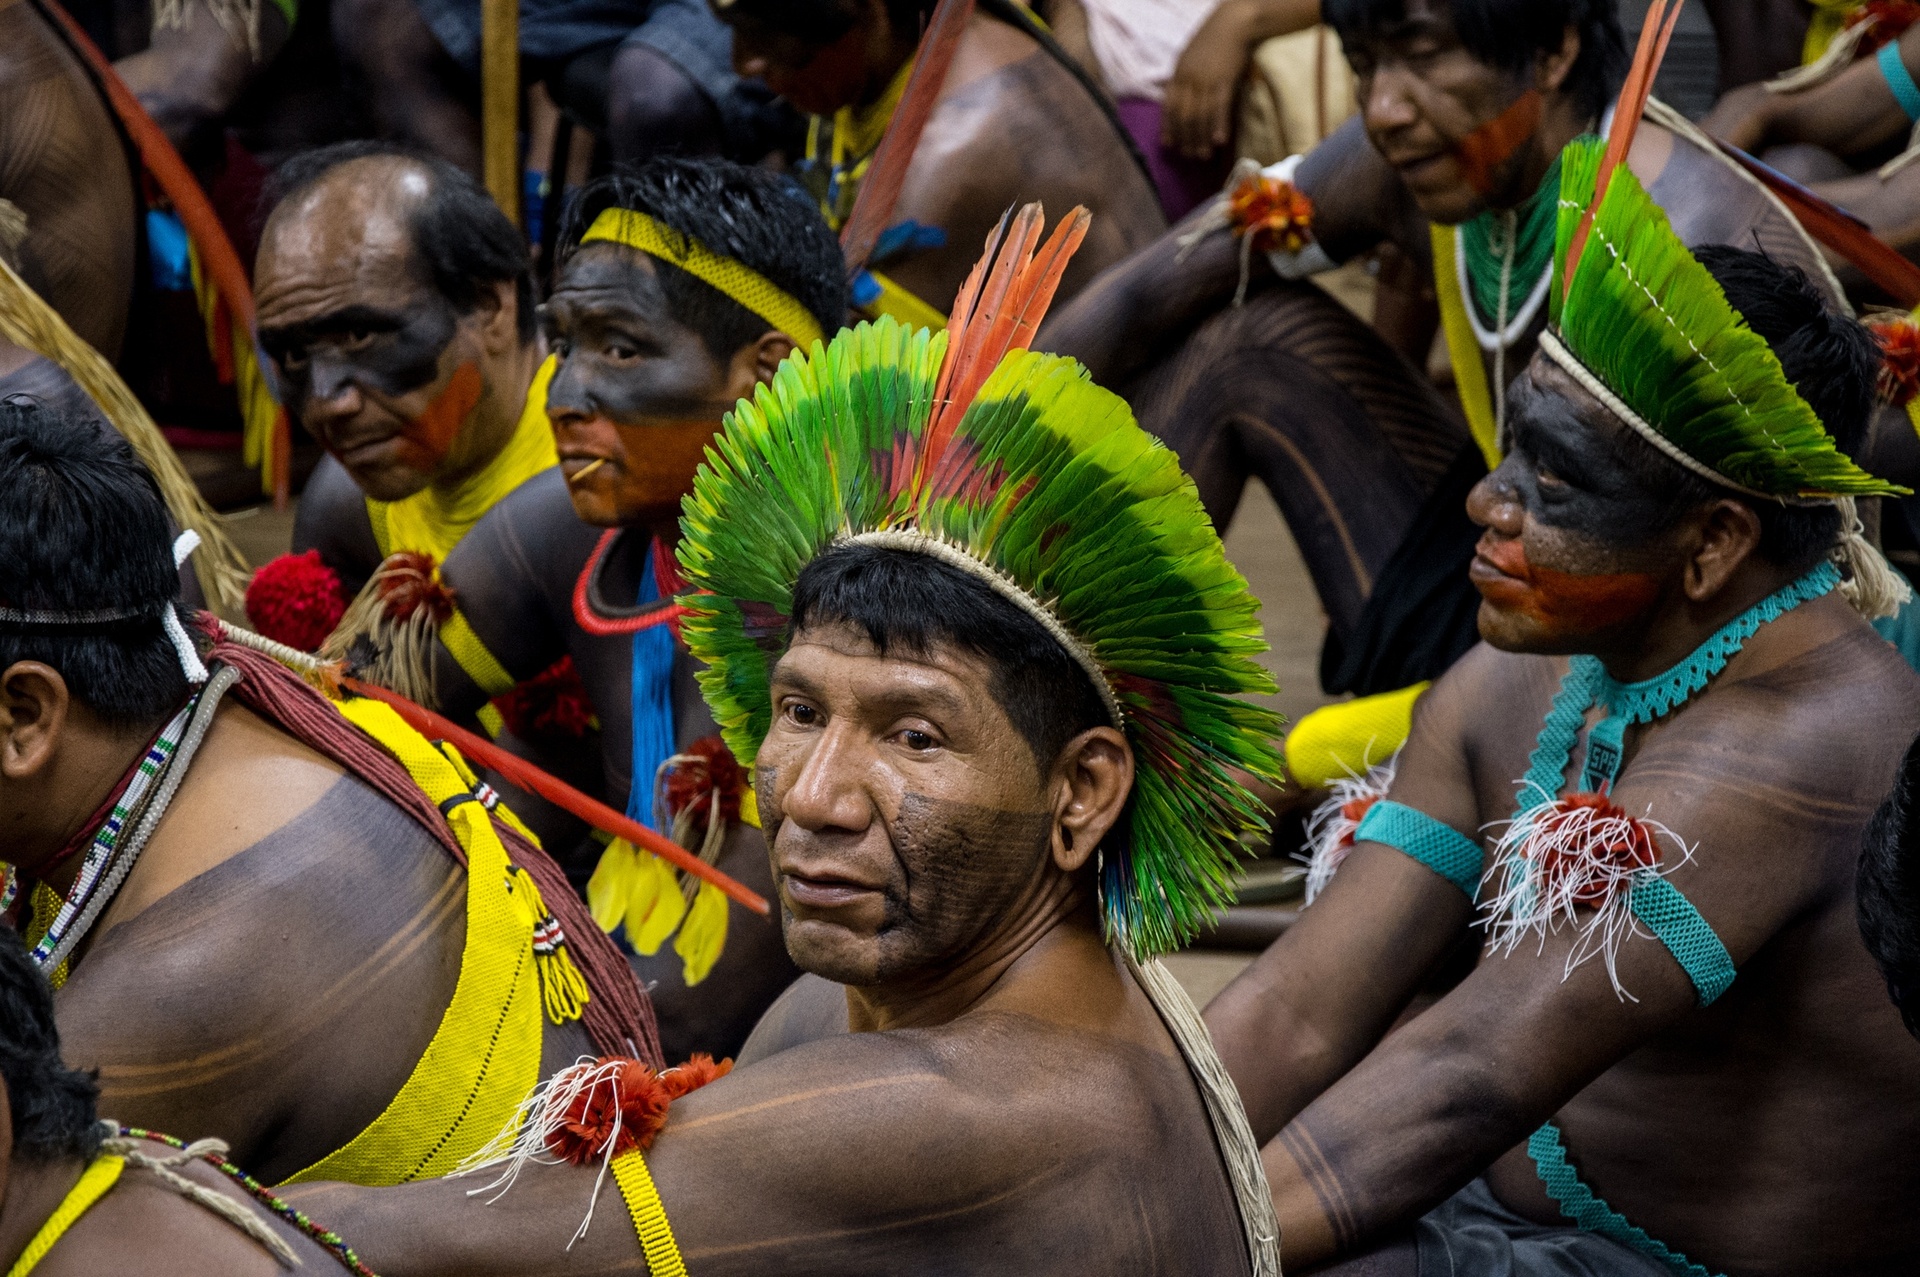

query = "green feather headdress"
[676,206,1284,958]
[1546,134,1906,500]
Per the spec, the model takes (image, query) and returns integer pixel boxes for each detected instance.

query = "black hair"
[555,158,848,361]
[0,927,102,1162]
[1612,245,1878,569]
[267,141,536,343]
[1324,0,1627,119]
[788,542,1108,775]
[1860,733,1920,1040]
[0,402,188,728]
[712,0,935,44]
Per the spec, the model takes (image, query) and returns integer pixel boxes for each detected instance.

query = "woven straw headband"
[581,208,827,351]
[1536,330,1828,507]
[842,528,1127,729]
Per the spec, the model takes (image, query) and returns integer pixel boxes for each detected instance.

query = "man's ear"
[0,663,71,784]
[1537,24,1582,95]
[1683,498,1765,602]
[473,278,522,355]
[1048,726,1134,874]
[725,331,798,401]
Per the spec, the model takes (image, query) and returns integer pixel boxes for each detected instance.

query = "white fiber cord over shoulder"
[167,531,210,685]
[1127,954,1281,1276]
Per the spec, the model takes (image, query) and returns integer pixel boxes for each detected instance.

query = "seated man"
[1205,142,1920,1272]
[0,924,372,1274]
[280,209,1285,1275]
[253,143,551,607]
[717,0,1167,318]
[0,400,657,1187]
[1038,0,1855,791]
[1705,21,1920,271]
[349,157,848,1061]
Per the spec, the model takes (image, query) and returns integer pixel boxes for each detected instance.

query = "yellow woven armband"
[612,1149,687,1277]
[442,608,516,698]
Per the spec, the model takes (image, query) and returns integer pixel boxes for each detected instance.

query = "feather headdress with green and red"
[676,205,1284,958]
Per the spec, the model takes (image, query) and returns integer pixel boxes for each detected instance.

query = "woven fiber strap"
[583,208,825,350]
[1881,41,1920,123]
[5,1153,123,1277]
[1528,1122,1722,1277]
[1629,875,1737,1005]
[1353,800,1484,899]
[612,1149,687,1277]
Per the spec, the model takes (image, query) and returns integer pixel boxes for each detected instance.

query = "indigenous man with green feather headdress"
[272,205,1287,1276]
[1207,135,1920,1275]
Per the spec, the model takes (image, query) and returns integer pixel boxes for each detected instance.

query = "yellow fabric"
[27,883,69,992]
[6,1153,123,1277]
[675,881,728,986]
[442,608,516,698]
[1430,225,1503,471]
[281,696,547,1186]
[188,241,282,496]
[582,209,826,350]
[1803,1,1863,65]
[368,355,559,564]
[860,268,948,331]
[1285,682,1431,789]
[612,1148,687,1277]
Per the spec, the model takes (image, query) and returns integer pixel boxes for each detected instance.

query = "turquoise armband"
[1628,876,1736,1006]
[1881,41,1920,124]
[1352,800,1484,899]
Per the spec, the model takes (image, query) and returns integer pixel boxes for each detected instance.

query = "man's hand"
[1700,81,1778,154]
[1164,0,1323,160]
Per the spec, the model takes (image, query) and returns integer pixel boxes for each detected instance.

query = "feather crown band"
[675,204,1285,958]
[1548,134,1907,500]
[581,208,826,351]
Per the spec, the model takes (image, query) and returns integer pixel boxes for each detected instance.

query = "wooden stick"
[567,457,606,484]
[481,0,520,226]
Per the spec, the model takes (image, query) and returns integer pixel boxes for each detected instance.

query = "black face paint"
[542,249,734,425]
[1497,372,1678,547]
[261,296,459,410]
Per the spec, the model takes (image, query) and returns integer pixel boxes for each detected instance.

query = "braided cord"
[119,1126,378,1276]
[1528,1123,1722,1277]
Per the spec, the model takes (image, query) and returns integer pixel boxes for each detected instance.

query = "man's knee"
[607,41,722,159]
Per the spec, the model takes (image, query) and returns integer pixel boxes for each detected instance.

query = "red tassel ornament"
[1482,791,1687,1000]
[245,551,348,652]
[1866,311,1920,406]
[1226,170,1315,258]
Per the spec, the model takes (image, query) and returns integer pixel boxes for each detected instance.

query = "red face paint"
[1454,89,1543,197]
[1471,536,1661,639]
[395,361,484,469]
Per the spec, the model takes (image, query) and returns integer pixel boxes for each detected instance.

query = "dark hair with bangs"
[0,402,189,728]
[556,158,847,361]
[0,926,103,1163]
[267,141,535,343]
[1610,246,1878,569]
[1324,0,1627,118]
[787,542,1108,774]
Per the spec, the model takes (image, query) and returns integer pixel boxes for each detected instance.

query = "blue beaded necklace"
[1515,561,1841,817]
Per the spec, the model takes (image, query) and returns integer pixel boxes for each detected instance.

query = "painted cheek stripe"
[400,361,485,465]
[1454,89,1543,197]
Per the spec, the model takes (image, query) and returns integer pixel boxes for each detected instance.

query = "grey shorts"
[1416,1180,1673,1277]
[416,0,742,115]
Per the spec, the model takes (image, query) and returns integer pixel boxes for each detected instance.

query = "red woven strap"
[204,625,662,1065]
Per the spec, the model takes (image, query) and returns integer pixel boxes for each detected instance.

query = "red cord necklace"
[572,530,690,637]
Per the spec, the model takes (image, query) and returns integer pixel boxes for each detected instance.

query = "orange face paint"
[1471,536,1661,637]
[1454,89,1543,197]
[395,361,484,469]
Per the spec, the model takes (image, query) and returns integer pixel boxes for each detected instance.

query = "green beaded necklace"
[1458,151,1563,338]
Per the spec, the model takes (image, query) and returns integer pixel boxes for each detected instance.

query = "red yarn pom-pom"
[660,1053,734,1101]
[493,656,597,741]
[549,1061,672,1164]
[245,550,348,652]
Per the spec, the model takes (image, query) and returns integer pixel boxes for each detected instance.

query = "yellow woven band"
[612,1148,687,1277]
[582,208,826,352]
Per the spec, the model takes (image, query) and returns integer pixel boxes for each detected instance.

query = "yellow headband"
[580,208,826,351]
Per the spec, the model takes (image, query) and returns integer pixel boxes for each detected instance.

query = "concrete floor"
[214,475,1326,1006]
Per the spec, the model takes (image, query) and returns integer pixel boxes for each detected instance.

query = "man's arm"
[1036,115,1410,388]
[289,454,382,596]
[1204,644,1502,1141]
[1261,674,1880,1266]
[1704,27,1920,159]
